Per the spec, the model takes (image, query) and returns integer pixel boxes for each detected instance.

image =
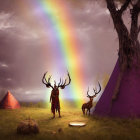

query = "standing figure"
[82,82,101,115]
[42,72,71,118]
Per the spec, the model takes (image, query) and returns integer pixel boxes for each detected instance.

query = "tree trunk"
[106,0,140,102]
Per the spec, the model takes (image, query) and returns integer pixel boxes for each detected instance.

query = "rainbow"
[18,0,86,108]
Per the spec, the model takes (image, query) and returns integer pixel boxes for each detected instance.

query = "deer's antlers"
[87,87,91,97]
[93,82,101,96]
[87,82,101,98]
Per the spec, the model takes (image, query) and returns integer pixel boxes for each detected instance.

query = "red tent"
[0,91,20,109]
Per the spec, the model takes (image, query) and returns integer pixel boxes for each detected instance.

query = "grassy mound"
[17,118,39,135]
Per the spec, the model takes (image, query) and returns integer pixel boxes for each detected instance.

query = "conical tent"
[93,60,140,118]
[0,91,20,109]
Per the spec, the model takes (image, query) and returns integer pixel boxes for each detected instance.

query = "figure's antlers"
[93,82,101,96]
[58,71,71,89]
[42,72,54,89]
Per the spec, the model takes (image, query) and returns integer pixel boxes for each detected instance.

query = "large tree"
[93,0,140,117]
[107,0,140,100]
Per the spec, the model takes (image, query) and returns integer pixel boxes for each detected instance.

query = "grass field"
[0,107,140,140]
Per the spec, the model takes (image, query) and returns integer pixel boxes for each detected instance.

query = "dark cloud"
[0,0,17,12]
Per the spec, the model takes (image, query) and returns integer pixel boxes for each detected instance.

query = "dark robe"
[50,88,60,113]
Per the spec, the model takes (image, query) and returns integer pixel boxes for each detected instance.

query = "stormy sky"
[0,0,121,102]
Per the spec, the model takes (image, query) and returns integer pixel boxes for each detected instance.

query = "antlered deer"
[42,71,71,118]
[82,82,101,115]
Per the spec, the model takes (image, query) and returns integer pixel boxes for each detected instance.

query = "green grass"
[0,107,140,140]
